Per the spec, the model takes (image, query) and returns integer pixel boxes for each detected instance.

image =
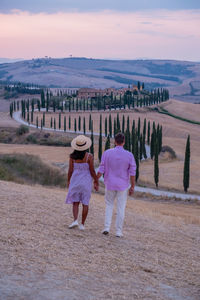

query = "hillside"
[1,57,200,103]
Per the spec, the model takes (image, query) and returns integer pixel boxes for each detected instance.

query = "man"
[97,132,136,237]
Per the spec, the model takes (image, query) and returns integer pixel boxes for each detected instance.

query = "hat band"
[76,141,87,147]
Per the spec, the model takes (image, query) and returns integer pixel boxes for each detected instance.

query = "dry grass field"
[31,99,200,194]
[0,180,200,299]
[161,99,200,123]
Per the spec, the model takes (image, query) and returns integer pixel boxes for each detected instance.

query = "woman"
[66,135,98,230]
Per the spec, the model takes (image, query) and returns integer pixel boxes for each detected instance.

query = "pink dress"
[66,154,92,206]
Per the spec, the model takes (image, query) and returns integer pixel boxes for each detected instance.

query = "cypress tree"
[147,121,150,145]
[50,117,53,128]
[122,115,125,133]
[126,115,130,133]
[139,134,143,161]
[78,115,81,131]
[31,110,33,123]
[150,131,154,159]
[36,116,38,128]
[137,117,140,139]
[69,115,71,130]
[105,116,108,137]
[183,135,190,192]
[41,90,45,108]
[83,117,86,134]
[64,116,66,132]
[135,136,139,182]
[9,103,13,118]
[53,99,56,112]
[74,118,77,132]
[59,112,61,129]
[27,112,30,124]
[41,119,43,130]
[159,126,162,153]
[114,118,117,137]
[142,134,147,159]
[105,135,110,150]
[154,140,159,187]
[89,114,92,131]
[98,115,102,161]
[132,119,135,135]
[109,114,112,137]
[46,90,49,112]
[90,121,94,155]
[43,112,45,127]
[131,129,136,156]
[143,118,146,142]
[117,113,120,132]
[54,118,56,130]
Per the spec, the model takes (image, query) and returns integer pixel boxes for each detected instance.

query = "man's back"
[99,146,136,191]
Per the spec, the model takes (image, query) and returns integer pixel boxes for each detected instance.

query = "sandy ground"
[0,180,200,300]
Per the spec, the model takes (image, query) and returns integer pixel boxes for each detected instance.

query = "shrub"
[16,125,29,136]
[0,153,67,187]
[26,134,37,144]
[161,145,176,159]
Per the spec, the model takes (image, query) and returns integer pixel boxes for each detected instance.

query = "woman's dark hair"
[70,150,87,160]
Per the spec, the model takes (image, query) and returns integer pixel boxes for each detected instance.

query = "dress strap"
[86,152,90,163]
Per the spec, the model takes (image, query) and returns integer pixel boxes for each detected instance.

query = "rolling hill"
[0,57,200,103]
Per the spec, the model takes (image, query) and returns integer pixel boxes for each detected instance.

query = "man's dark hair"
[70,150,87,160]
[115,132,125,145]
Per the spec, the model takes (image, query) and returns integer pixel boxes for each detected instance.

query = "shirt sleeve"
[129,153,136,176]
[98,151,106,174]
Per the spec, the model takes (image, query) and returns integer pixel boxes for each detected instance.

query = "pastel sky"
[1,0,200,61]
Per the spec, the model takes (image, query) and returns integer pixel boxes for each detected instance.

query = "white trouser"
[104,189,128,234]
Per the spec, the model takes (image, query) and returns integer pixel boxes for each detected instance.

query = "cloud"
[0,9,200,61]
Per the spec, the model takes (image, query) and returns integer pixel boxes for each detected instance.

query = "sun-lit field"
[29,99,200,194]
[161,99,200,122]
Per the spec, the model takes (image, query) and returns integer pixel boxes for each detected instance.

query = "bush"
[16,125,29,136]
[26,134,37,144]
[161,145,176,159]
[0,153,67,187]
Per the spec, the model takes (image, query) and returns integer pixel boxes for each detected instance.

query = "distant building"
[77,85,140,100]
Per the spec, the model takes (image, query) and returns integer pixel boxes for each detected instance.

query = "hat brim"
[71,136,92,151]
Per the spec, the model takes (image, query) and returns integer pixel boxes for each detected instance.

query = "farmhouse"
[77,85,140,99]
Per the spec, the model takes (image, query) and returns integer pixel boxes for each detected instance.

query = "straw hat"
[71,135,92,151]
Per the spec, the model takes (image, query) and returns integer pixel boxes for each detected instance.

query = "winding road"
[13,110,200,201]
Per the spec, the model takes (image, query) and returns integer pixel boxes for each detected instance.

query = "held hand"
[129,186,134,196]
[94,181,99,192]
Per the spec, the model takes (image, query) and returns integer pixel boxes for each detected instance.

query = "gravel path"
[0,180,200,300]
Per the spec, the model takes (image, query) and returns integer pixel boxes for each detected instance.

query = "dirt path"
[0,180,199,299]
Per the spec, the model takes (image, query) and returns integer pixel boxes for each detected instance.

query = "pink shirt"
[98,146,136,191]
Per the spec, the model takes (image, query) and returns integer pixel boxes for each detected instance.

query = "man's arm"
[97,152,105,179]
[129,153,136,195]
[129,175,135,195]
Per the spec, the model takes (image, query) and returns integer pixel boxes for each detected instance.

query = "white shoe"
[69,220,78,229]
[79,224,85,230]
[116,232,123,238]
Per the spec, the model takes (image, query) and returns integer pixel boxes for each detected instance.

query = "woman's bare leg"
[73,202,80,220]
[81,205,89,225]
